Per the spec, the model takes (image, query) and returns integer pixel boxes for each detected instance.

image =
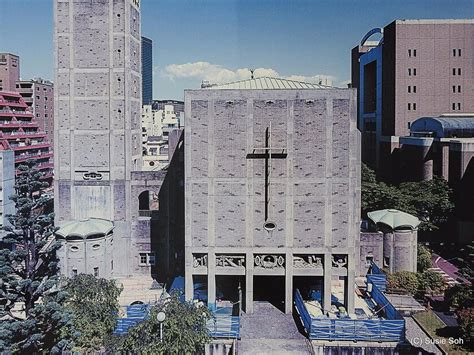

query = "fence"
[207,315,240,338]
[367,262,387,292]
[294,286,405,342]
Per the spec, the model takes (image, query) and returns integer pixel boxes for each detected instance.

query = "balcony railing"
[15,151,53,163]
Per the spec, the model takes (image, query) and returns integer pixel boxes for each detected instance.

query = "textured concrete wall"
[54,0,164,280]
[359,232,384,275]
[0,150,15,229]
[185,88,360,313]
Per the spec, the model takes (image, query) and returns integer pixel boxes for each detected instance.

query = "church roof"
[206,77,332,90]
[55,218,114,239]
[367,209,420,231]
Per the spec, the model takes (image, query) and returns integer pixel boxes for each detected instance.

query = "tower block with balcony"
[0,92,53,182]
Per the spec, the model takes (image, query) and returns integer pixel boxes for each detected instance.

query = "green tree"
[417,243,432,272]
[117,292,212,354]
[387,271,419,294]
[63,274,122,351]
[361,164,454,231]
[445,284,473,309]
[456,307,474,346]
[417,270,446,296]
[0,161,71,353]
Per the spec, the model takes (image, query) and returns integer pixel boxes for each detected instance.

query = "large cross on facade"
[246,122,287,231]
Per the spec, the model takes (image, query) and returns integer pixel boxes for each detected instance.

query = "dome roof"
[411,115,474,138]
[56,218,114,239]
[367,209,420,230]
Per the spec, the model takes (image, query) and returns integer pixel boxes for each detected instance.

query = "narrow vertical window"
[453,68,456,75]
[452,103,456,110]
[457,103,461,110]
[413,103,417,111]
[453,86,456,93]
[458,85,461,93]
[408,122,411,129]
[453,49,456,56]
[408,68,412,76]
[458,49,461,56]
[413,86,417,93]
[413,49,417,57]
[408,49,412,57]
[408,86,411,93]
[458,68,461,75]
[93,267,99,277]
[408,103,411,111]
[413,68,417,76]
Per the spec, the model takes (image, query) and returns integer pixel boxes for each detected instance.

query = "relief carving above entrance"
[254,254,285,269]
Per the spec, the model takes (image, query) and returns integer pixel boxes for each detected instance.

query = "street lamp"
[157,311,166,343]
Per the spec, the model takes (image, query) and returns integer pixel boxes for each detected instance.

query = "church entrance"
[253,276,285,312]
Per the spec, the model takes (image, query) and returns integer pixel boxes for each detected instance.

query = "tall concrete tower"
[54,0,144,278]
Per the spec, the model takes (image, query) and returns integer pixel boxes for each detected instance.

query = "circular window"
[92,244,100,250]
[70,246,79,252]
[149,161,155,166]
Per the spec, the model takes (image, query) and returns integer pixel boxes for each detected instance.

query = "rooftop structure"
[205,76,332,90]
[0,91,53,182]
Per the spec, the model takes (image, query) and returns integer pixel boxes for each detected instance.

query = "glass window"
[413,86,416,93]
[139,253,147,264]
[93,267,99,277]
[148,253,156,265]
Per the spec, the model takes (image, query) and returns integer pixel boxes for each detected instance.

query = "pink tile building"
[352,20,474,181]
[0,53,19,92]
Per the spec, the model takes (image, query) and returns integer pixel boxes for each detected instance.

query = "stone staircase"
[237,302,311,354]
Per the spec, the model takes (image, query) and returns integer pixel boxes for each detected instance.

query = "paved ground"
[404,316,442,355]
[238,302,310,354]
[433,311,458,327]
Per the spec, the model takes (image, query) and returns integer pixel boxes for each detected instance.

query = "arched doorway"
[138,190,159,216]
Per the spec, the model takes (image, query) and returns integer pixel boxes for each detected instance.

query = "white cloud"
[162,61,334,86]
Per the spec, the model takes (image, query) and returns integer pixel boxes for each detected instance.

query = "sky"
[0,0,472,100]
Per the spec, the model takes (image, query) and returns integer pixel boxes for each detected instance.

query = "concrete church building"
[53,0,167,302]
[184,78,360,315]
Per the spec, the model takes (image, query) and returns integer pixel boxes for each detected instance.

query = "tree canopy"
[63,274,122,351]
[417,244,432,272]
[0,161,71,353]
[115,292,212,354]
[361,164,454,231]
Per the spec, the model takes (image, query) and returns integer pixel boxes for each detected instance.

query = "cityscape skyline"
[0,0,472,99]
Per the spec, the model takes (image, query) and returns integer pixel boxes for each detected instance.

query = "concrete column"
[285,251,293,314]
[185,252,193,301]
[323,253,332,314]
[346,254,355,314]
[441,144,449,181]
[208,250,216,310]
[421,145,433,181]
[245,251,254,314]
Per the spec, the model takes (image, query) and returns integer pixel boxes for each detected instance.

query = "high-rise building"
[351,19,474,180]
[54,0,167,298]
[141,103,180,170]
[16,79,54,146]
[141,36,153,105]
[0,92,53,182]
[0,53,20,92]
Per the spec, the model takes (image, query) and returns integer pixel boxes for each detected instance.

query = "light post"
[157,311,166,343]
